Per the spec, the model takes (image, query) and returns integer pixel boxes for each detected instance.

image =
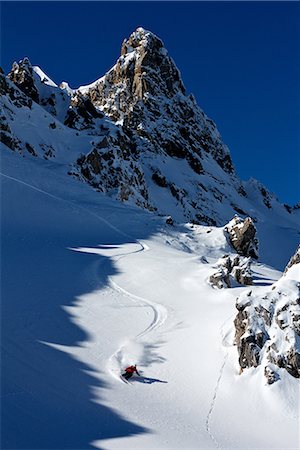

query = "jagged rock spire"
[119,27,186,98]
[8,58,39,103]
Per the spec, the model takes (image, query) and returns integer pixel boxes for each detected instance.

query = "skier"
[122,364,140,380]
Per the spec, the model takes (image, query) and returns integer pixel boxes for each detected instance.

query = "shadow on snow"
[132,377,168,385]
[1,176,164,449]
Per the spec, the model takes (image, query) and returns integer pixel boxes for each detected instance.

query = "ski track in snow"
[205,314,234,448]
[107,244,168,382]
[0,172,129,238]
[205,353,229,448]
[1,172,168,386]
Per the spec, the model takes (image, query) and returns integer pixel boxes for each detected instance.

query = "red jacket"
[125,365,139,375]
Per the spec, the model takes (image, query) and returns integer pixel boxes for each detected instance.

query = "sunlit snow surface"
[1,148,299,449]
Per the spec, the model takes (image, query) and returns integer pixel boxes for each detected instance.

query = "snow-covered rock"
[234,245,300,381]
[209,254,252,289]
[225,215,259,259]
[7,58,40,103]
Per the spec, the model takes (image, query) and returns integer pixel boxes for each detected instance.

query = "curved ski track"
[107,243,168,382]
[1,173,168,385]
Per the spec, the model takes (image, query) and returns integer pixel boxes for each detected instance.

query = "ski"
[120,375,132,385]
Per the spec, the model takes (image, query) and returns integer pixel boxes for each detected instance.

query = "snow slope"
[1,148,299,449]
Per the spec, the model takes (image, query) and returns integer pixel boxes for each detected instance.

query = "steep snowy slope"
[1,149,299,450]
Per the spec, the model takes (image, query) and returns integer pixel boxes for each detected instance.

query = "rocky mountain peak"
[121,27,163,54]
[79,27,186,122]
[118,26,185,99]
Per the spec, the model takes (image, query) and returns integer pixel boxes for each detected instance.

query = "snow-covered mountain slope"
[1,26,299,449]
[1,28,299,229]
[1,148,299,450]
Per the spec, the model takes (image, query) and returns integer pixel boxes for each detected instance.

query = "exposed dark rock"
[234,292,269,369]
[25,142,37,156]
[264,365,279,384]
[209,255,253,289]
[1,72,33,108]
[64,93,104,130]
[64,109,78,128]
[215,153,234,174]
[284,204,292,214]
[41,144,55,159]
[209,267,231,289]
[0,131,20,151]
[0,119,10,132]
[75,134,154,210]
[8,58,39,103]
[284,245,300,274]
[166,216,174,226]
[231,204,247,216]
[195,214,217,227]
[162,140,186,158]
[225,216,259,259]
[186,152,204,175]
[232,258,253,285]
[238,185,247,197]
[260,186,272,209]
[152,171,167,187]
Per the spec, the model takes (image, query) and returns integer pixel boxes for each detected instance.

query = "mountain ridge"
[1,28,299,228]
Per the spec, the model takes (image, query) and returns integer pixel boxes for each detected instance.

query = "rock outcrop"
[225,216,259,259]
[74,132,154,208]
[7,58,40,103]
[64,92,104,131]
[234,246,300,382]
[209,254,252,289]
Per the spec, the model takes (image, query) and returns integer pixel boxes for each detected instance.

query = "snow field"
[1,149,299,449]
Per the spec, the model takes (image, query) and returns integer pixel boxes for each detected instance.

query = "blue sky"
[1,1,299,204]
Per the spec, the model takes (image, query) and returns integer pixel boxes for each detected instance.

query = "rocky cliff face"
[234,245,300,383]
[0,27,298,226]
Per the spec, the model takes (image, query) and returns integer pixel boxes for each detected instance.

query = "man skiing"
[122,364,140,380]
